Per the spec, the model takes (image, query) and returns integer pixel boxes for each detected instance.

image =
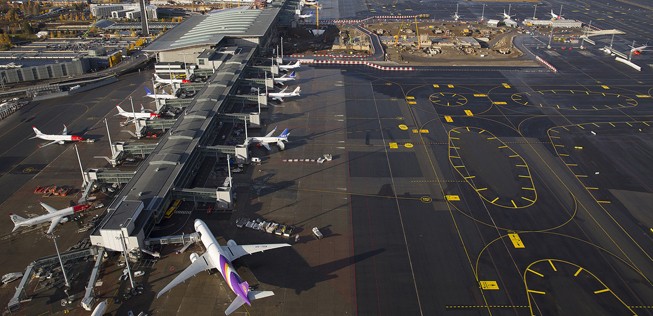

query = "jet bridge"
[172,187,234,209]
[84,168,135,185]
[199,144,248,163]
[161,98,193,109]
[219,112,261,127]
[81,247,105,311]
[144,232,200,246]
[8,248,95,312]
[231,93,268,106]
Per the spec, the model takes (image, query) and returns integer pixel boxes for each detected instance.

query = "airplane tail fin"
[289,71,296,78]
[116,105,125,114]
[9,213,27,231]
[279,128,290,139]
[31,126,43,137]
[145,87,153,95]
[293,87,301,95]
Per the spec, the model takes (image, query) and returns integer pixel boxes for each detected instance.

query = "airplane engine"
[227,240,237,247]
[189,252,200,262]
[61,217,69,224]
[277,141,285,150]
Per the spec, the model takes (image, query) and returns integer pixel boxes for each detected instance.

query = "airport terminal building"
[90,7,281,252]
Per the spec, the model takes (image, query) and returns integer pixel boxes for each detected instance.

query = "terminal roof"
[144,8,279,52]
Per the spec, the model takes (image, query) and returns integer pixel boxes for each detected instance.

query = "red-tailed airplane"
[630,44,650,55]
[10,202,91,234]
[31,125,85,147]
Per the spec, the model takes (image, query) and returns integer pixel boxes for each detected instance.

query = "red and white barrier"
[535,56,558,73]
[297,59,414,71]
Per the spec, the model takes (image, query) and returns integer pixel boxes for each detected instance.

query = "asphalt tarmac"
[2,0,653,314]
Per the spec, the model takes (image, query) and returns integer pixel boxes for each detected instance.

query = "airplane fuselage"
[13,204,87,229]
[195,220,251,306]
[34,134,83,142]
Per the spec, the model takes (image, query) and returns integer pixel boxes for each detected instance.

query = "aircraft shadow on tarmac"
[242,247,386,294]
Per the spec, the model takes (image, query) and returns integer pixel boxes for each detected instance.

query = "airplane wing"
[220,243,291,262]
[39,140,60,148]
[261,142,271,151]
[157,252,215,298]
[40,202,58,214]
[264,127,278,137]
[47,216,64,234]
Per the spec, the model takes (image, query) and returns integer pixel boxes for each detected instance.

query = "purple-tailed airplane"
[157,219,291,315]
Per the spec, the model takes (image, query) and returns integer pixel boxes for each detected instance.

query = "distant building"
[456,37,481,48]
[486,19,500,28]
[523,18,583,28]
[90,4,158,20]
[0,58,90,84]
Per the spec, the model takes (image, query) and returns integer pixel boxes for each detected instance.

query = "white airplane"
[500,5,514,20]
[550,9,564,20]
[31,125,85,147]
[453,4,461,21]
[153,74,189,86]
[268,86,301,102]
[278,60,301,71]
[247,126,290,151]
[273,71,297,86]
[630,44,650,55]
[145,87,177,100]
[90,300,107,316]
[298,11,313,19]
[10,202,91,234]
[115,105,160,122]
[157,219,290,315]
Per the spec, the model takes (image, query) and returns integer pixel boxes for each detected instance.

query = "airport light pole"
[547,24,554,49]
[74,144,86,188]
[50,234,71,289]
[481,4,485,22]
[532,4,537,19]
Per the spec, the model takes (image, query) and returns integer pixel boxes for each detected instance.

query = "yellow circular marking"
[398,124,408,130]
[420,196,432,203]
[429,92,468,107]
[448,126,537,208]
[404,142,414,148]
[523,259,637,316]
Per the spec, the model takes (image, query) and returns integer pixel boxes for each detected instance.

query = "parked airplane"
[630,44,650,55]
[273,71,297,86]
[145,87,177,100]
[278,60,301,71]
[157,219,290,315]
[268,86,301,102]
[550,9,564,20]
[247,126,290,151]
[10,202,91,234]
[453,4,461,21]
[500,5,514,20]
[115,105,160,122]
[153,74,189,86]
[298,11,313,19]
[31,125,85,147]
